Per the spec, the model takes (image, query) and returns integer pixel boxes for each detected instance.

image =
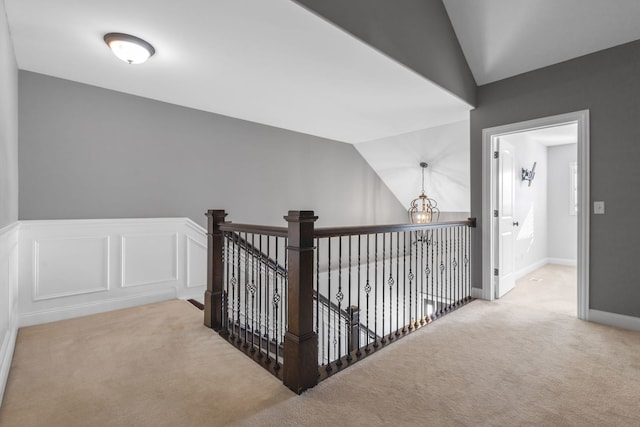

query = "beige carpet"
[2,264,640,426]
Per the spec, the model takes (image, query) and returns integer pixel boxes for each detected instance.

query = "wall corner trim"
[0,221,20,406]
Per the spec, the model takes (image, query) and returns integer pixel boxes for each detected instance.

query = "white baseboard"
[514,259,548,281]
[470,287,484,299]
[19,289,177,328]
[514,257,578,282]
[588,309,640,332]
[177,286,206,301]
[547,257,577,266]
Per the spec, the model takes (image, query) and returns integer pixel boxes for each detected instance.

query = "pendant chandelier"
[408,162,440,224]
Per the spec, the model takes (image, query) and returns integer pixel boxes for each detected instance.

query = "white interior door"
[496,138,516,298]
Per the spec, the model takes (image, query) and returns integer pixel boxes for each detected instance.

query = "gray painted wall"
[19,71,406,228]
[0,0,18,229]
[294,0,476,106]
[471,40,640,317]
[548,144,577,261]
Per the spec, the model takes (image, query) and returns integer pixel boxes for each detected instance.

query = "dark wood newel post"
[283,210,318,394]
[204,209,227,331]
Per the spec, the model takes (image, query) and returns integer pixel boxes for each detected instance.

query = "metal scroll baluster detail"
[249,234,256,353]
[229,234,236,340]
[388,233,394,341]
[272,238,281,371]
[419,233,425,325]
[439,228,445,316]
[336,236,343,367]
[365,235,371,353]
[373,234,379,348]
[395,232,400,337]
[235,235,242,344]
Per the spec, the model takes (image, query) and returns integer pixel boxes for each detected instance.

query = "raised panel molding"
[121,233,179,288]
[33,236,110,300]
[186,235,207,288]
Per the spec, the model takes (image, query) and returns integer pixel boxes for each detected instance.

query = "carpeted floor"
[2,264,640,426]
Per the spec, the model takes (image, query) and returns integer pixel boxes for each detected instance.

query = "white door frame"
[481,110,590,320]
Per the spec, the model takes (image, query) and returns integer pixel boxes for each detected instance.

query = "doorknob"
[513,221,519,227]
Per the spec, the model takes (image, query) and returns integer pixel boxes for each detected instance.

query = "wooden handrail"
[218,222,288,237]
[314,218,476,238]
[219,218,476,239]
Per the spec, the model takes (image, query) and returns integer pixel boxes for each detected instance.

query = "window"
[569,162,578,215]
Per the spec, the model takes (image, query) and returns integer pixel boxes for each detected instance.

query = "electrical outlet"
[594,201,605,214]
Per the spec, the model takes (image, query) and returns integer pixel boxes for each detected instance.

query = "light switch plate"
[594,201,605,214]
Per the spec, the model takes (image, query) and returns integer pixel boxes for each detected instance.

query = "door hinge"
[493,210,499,217]
[494,268,499,276]
[493,151,499,159]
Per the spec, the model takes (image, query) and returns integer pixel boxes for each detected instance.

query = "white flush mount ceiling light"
[104,33,155,64]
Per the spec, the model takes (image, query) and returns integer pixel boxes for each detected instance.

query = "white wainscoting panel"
[34,236,110,300]
[186,236,207,288]
[122,233,178,288]
[18,218,207,327]
[0,222,19,405]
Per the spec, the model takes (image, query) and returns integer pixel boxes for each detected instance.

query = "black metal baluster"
[445,228,450,313]
[466,226,470,301]
[381,233,386,345]
[403,232,408,334]
[327,237,332,370]
[283,237,288,347]
[388,232,394,341]
[257,234,263,357]
[272,237,281,371]
[427,230,440,321]
[236,234,241,343]
[438,229,445,315]
[316,237,321,364]
[365,235,371,353]
[456,227,461,306]
[347,236,353,362]
[222,231,231,334]
[356,235,362,357]
[265,236,270,361]
[229,234,236,340]
[419,232,425,325]
[250,234,256,352]
[374,234,379,348]
[243,232,249,348]
[336,236,343,367]
[424,231,431,322]
[395,232,400,337]
[412,231,417,329]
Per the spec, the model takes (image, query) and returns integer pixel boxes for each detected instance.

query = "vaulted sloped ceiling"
[5,0,471,144]
[443,0,640,85]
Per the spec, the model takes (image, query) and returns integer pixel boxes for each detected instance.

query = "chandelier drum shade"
[408,162,440,224]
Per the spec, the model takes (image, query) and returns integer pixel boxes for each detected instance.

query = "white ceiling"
[4,0,471,144]
[505,123,577,147]
[443,0,640,85]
